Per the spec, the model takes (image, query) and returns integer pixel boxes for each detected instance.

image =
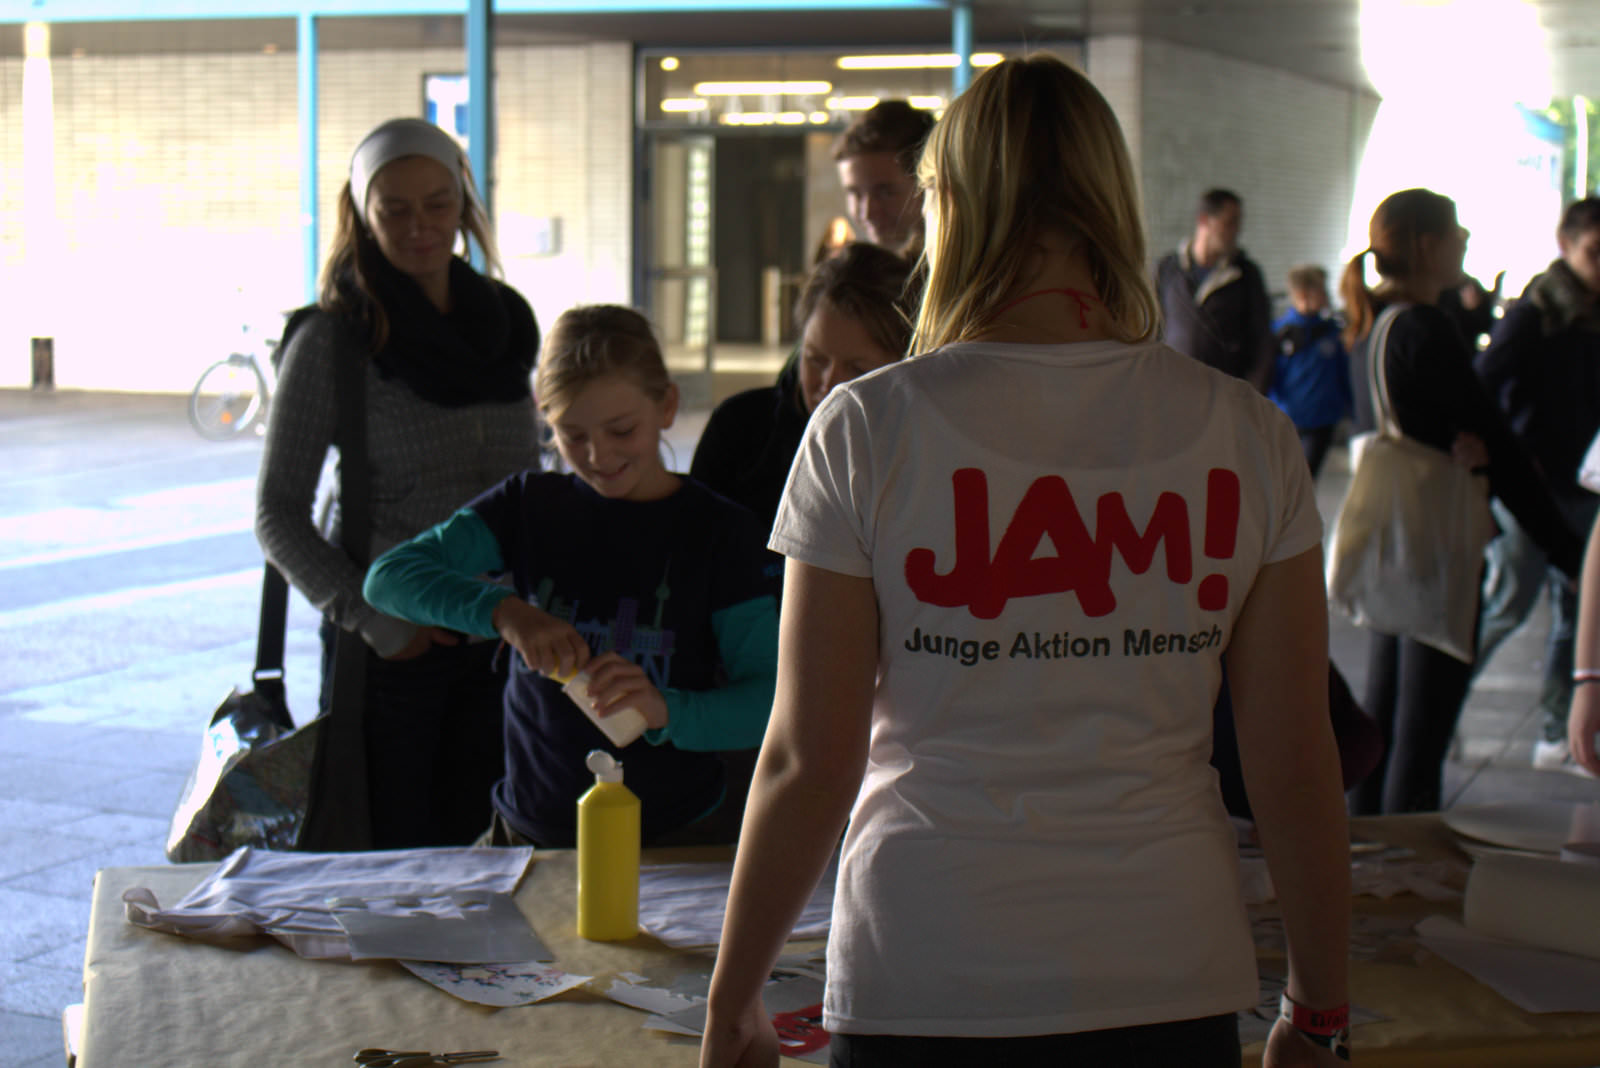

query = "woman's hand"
[585,652,669,730]
[382,626,461,661]
[1451,431,1489,472]
[1570,683,1600,776]
[1264,1017,1347,1067]
[699,1000,778,1068]
[492,597,590,677]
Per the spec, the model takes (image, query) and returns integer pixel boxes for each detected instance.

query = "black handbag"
[165,564,316,862]
[166,308,376,859]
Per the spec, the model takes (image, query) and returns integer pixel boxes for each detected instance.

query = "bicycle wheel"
[189,356,267,441]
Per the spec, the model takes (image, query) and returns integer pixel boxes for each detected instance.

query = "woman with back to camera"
[256,117,541,848]
[690,242,913,531]
[701,55,1351,1068]
[1342,189,1582,816]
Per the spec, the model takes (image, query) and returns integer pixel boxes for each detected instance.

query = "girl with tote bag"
[1340,188,1582,815]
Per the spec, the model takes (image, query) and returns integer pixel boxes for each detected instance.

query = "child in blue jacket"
[1270,264,1353,477]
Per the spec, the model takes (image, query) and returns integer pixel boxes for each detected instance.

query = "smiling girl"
[363,305,780,847]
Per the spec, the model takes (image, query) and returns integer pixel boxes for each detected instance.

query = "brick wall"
[496,41,633,334]
[1094,35,1379,309]
[0,40,634,391]
[2,30,1378,389]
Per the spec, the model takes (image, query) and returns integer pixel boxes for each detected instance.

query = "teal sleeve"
[362,508,513,639]
[649,594,779,752]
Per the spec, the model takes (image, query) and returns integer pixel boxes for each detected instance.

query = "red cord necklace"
[990,287,1102,329]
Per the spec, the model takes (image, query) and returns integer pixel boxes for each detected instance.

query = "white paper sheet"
[637,856,835,948]
[333,892,551,963]
[1415,915,1600,1013]
[399,959,591,1007]
[123,846,534,959]
[1463,852,1600,961]
[650,976,831,1065]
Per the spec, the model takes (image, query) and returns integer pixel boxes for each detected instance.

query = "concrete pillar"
[297,12,319,305]
[467,0,495,269]
[951,1,973,96]
[22,21,58,388]
[1085,35,1144,189]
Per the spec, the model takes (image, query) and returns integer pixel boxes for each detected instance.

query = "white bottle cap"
[586,749,624,783]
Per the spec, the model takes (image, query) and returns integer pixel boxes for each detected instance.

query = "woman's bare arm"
[701,562,878,1068]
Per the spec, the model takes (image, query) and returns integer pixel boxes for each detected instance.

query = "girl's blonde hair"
[535,305,671,417]
[318,154,502,351]
[911,54,1160,352]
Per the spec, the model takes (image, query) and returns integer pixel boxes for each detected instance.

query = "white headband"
[349,118,468,216]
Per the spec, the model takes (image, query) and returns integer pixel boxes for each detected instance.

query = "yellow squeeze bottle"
[576,749,640,941]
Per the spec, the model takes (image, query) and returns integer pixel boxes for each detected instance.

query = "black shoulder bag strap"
[248,305,324,734]
[297,336,375,852]
[244,564,294,731]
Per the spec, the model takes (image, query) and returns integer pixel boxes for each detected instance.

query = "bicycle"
[189,322,280,441]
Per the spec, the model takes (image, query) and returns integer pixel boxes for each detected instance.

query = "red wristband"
[1279,993,1349,1035]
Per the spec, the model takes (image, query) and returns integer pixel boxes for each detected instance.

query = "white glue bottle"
[576,749,640,941]
[547,667,648,748]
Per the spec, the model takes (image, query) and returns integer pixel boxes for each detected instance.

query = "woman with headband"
[256,117,541,848]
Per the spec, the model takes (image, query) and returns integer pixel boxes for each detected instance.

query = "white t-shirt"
[770,339,1322,1037]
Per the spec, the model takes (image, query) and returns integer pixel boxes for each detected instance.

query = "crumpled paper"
[125,845,534,959]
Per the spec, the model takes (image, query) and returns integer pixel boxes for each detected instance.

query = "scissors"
[353,1050,500,1067]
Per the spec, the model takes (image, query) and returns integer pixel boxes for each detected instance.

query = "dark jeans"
[319,620,506,848]
[1298,423,1337,479]
[1474,495,1597,742]
[1350,627,1475,814]
[828,1013,1240,1067]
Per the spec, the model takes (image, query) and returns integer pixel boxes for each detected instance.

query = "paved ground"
[1,388,1597,1067]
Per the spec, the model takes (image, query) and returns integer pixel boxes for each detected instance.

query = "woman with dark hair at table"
[690,243,913,531]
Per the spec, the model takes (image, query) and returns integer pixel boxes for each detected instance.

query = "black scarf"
[343,254,539,407]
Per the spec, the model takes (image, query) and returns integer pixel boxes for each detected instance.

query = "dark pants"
[1474,495,1597,743]
[1350,627,1475,814]
[828,1014,1240,1067]
[1298,424,1337,479]
[320,620,506,848]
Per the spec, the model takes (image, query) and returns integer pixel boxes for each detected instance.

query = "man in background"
[833,100,935,256]
[1472,197,1600,777]
[1156,189,1275,392]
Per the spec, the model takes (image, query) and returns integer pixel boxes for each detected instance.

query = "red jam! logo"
[771,1004,829,1054]
[904,467,1240,619]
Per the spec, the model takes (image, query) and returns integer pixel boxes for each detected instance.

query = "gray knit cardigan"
[254,311,540,657]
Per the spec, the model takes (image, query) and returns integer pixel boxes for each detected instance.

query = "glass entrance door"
[641,133,716,408]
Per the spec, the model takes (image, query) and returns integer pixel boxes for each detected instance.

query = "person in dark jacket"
[1270,264,1353,477]
[1470,197,1600,776]
[1438,270,1504,351]
[1341,188,1583,815]
[690,243,914,531]
[1155,189,1276,392]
